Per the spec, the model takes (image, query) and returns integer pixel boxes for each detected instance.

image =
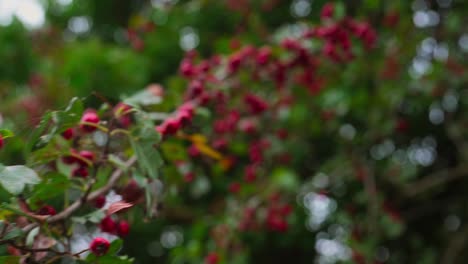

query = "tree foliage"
[0,0,468,263]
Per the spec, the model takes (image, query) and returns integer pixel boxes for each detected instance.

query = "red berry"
[266,213,288,232]
[212,138,228,150]
[396,118,409,133]
[89,237,110,256]
[100,216,116,234]
[244,94,268,114]
[180,59,196,78]
[61,128,74,140]
[256,46,272,65]
[117,220,130,237]
[184,172,195,182]
[0,135,3,149]
[37,205,56,216]
[79,150,95,165]
[114,103,133,128]
[80,110,100,133]
[228,182,241,193]
[228,53,242,73]
[176,110,193,125]
[204,252,219,264]
[244,165,257,183]
[93,195,106,208]
[238,118,258,134]
[63,149,83,165]
[280,204,293,216]
[188,144,200,157]
[320,3,334,19]
[72,166,89,178]
[187,80,204,99]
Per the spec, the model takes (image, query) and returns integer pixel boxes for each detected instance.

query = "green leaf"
[0,165,40,195]
[29,172,71,204]
[271,168,299,192]
[3,225,24,240]
[108,155,129,172]
[0,129,14,139]
[72,210,105,224]
[108,239,123,255]
[26,97,83,154]
[124,89,162,107]
[0,256,22,264]
[26,111,52,152]
[52,97,84,131]
[130,122,163,179]
[96,255,133,264]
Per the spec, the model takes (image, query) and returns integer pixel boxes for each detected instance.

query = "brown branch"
[0,239,64,255]
[441,224,468,264]
[403,165,468,197]
[363,164,378,234]
[46,155,137,224]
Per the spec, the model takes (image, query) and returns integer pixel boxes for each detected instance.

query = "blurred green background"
[1,0,468,263]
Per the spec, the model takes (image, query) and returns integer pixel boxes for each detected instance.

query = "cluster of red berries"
[265,201,293,233]
[62,149,95,178]
[126,21,155,52]
[99,215,130,237]
[237,195,293,233]
[155,102,195,136]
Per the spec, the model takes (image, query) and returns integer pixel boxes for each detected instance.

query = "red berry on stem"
[188,144,200,157]
[320,3,334,19]
[72,166,89,178]
[117,220,130,237]
[244,165,257,183]
[61,128,74,140]
[100,216,117,234]
[37,205,56,216]
[79,150,95,165]
[80,110,100,133]
[204,252,219,264]
[180,59,196,78]
[90,237,110,256]
[244,94,268,114]
[229,182,241,193]
[62,149,79,165]
[256,46,272,65]
[93,195,106,208]
[183,172,195,183]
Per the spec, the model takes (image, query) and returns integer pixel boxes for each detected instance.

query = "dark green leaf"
[108,239,123,255]
[3,226,24,240]
[130,121,163,179]
[26,111,52,152]
[52,97,84,132]
[29,172,71,204]
[96,255,133,264]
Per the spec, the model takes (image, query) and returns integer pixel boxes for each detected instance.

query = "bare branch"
[46,156,137,223]
[403,165,468,197]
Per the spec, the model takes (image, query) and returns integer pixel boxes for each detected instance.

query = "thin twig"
[441,224,468,264]
[46,155,137,223]
[403,165,468,197]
